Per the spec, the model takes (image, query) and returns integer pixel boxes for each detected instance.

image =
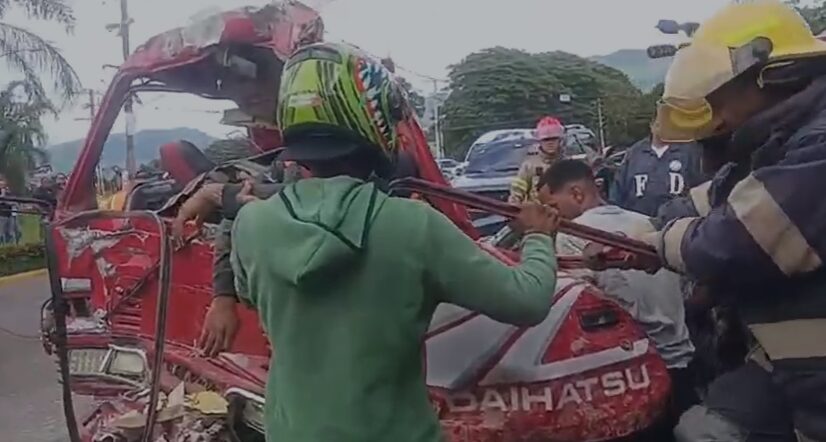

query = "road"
[0,273,70,442]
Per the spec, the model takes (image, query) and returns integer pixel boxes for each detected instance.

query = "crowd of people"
[164,1,826,441]
[0,187,21,245]
[0,177,61,245]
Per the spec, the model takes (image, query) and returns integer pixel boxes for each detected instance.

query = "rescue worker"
[508,116,564,204]
[609,121,705,217]
[598,2,826,440]
[176,177,296,357]
[185,42,560,442]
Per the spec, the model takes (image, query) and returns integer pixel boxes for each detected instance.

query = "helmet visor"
[656,41,737,142]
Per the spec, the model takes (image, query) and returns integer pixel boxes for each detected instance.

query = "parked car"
[454,126,598,200]
[452,126,602,235]
[436,157,462,180]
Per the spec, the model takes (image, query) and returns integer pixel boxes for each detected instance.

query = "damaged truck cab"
[42,2,671,441]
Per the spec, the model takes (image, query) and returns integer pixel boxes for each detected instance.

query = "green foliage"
[0,0,81,103]
[0,1,81,191]
[590,49,671,92]
[0,81,51,193]
[203,137,258,165]
[0,242,44,276]
[789,0,826,34]
[441,47,652,158]
[17,212,41,244]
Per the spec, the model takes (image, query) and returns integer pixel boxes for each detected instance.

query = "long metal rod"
[140,212,172,442]
[390,177,658,258]
[45,221,81,442]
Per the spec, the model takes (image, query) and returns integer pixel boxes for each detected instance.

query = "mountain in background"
[48,128,216,173]
[591,49,671,92]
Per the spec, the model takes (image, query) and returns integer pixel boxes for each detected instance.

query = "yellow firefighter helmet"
[656,0,826,142]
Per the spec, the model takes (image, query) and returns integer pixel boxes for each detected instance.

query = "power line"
[322,33,449,84]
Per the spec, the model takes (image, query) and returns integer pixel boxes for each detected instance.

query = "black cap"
[279,129,370,162]
[279,139,364,162]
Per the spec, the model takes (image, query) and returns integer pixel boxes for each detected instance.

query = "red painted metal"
[44,2,672,441]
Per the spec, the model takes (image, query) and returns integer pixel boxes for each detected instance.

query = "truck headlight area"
[68,345,148,387]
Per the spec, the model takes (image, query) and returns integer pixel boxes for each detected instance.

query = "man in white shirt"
[538,159,698,420]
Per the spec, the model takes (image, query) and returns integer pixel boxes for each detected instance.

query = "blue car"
[452,127,601,237]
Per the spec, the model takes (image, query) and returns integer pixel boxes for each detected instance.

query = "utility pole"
[109,0,136,178]
[86,89,96,120]
[432,79,444,158]
[75,90,106,195]
[595,98,606,149]
[74,89,97,122]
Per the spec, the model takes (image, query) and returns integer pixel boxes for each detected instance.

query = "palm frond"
[6,0,74,30]
[0,21,81,103]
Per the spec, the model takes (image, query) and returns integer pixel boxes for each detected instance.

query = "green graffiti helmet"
[277,42,408,163]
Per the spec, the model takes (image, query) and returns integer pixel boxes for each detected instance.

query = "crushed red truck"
[35,2,674,441]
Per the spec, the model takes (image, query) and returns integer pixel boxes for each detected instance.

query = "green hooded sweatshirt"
[230,176,557,442]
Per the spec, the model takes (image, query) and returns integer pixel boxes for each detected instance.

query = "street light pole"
[116,0,136,178]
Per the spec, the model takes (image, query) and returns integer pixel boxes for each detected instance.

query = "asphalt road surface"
[0,272,70,442]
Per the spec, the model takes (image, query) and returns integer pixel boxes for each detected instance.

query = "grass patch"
[0,243,45,277]
[18,214,43,244]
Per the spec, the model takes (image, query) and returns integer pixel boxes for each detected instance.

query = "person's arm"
[650,180,711,230]
[555,232,588,257]
[608,151,630,207]
[230,223,251,306]
[424,206,558,326]
[684,142,710,188]
[212,219,238,299]
[221,182,284,220]
[198,218,243,356]
[650,155,825,287]
[508,162,531,204]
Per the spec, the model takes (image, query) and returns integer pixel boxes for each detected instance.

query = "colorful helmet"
[656,0,826,142]
[276,42,407,162]
[535,117,564,140]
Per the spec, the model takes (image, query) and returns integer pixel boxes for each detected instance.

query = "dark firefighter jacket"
[610,137,706,216]
[647,77,826,439]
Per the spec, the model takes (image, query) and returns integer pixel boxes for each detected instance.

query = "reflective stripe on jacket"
[648,77,826,439]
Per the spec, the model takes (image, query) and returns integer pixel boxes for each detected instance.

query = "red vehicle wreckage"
[33,2,671,441]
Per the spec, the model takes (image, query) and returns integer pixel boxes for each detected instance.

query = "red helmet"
[535,116,564,140]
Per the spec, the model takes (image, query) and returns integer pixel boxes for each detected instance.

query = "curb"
[0,268,48,287]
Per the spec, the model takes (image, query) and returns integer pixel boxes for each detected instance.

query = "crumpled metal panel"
[123,1,323,74]
[54,211,671,441]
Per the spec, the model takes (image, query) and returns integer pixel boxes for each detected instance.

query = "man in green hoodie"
[230,42,560,442]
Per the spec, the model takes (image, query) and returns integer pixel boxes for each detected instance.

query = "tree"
[788,0,826,34]
[0,0,82,103]
[0,81,50,193]
[441,47,648,158]
[397,76,426,119]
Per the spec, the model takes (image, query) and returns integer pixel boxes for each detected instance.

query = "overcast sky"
[4,0,737,145]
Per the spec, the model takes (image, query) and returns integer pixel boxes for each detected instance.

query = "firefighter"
[508,116,565,204]
[609,120,705,217]
[602,1,826,440]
